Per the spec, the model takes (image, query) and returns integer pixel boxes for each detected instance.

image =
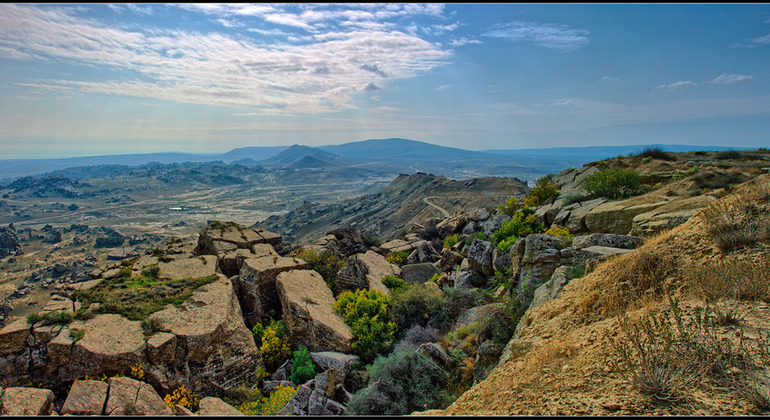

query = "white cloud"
[0,4,451,114]
[435,84,450,91]
[710,73,753,85]
[450,37,482,47]
[481,21,589,50]
[656,80,699,90]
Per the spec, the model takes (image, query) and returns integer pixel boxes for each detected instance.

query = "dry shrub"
[688,257,770,303]
[612,297,770,408]
[577,248,677,320]
[700,179,770,253]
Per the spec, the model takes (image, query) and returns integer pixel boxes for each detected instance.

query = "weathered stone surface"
[480,214,511,238]
[467,208,490,222]
[338,249,402,294]
[276,270,352,353]
[380,238,420,254]
[401,263,439,284]
[467,239,495,276]
[0,318,29,357]
[0,224,22,257]
[63,314,146,381]
[572,233,644,250]
[325,227,368,258]
[279,383,312,415]
[104,376,173,416]
[41,294,76,314]
[251,242,280,258]
[310,351,359,383]
[585,196,670,235]
[535,203,560,227]
[279,370,348,416]
[148,274,263,395]
[198,397,245,416]
[95,236,124,247]
[406,241,442,264]
[107,246,136,260]
[47,326,73,366]
[453,269,489,290]
[438,248,464,272]
[196,222,280,256]
[60,380,109,415]
[0,387,54,416]
[436,215,467,237]
[565,197,608,234]
[145,332,177,365]
[417,342,453,367]
[630,194,717,236]
[237,256,309,327]
[220,248,256,277]
[157,255,217,280]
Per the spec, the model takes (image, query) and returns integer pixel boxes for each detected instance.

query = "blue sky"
[0,3,769,158]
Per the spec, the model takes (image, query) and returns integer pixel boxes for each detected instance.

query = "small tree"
[288,346,317,385]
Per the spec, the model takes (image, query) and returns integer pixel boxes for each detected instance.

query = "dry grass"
[688,257,770,303]
[700,179,770,253]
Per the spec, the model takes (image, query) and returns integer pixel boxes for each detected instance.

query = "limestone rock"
[467,239,495,276]
[630,194,717,236]
[195,222,281,256]
[148,274,263,395]
[63,313,146,381]
[417,342,453,368]
[157,255,217,280]
[276,270,352,353]
[467,208,490,222]
[401,263,439,284]
[198,397,245,416]
[480,214,511,238]
[564,197,608,234]
[310,351,360,383]
[0,318,30,357]
[436,215,468,237]
[0,224,22,257]
[584,196,670,235]
[104,376,173,416]
[0,387,54,416]
[572,233,644,250]
[237,255,309,327]
[60,380,109,415]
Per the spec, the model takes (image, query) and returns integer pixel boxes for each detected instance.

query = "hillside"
[422,173,770,416]
[254,172,530,244]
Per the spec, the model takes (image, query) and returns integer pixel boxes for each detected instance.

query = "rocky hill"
[254,172,530,244]
[1,147,768,416]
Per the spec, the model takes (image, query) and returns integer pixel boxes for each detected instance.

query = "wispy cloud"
[656,80,699,90]
[0,4,451,114]
[481,21,589,50]
[449,37,482,47]
[710,73,753,85]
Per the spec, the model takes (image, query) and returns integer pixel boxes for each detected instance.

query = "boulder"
[107,246,136,260]
[325,227,368,258]
[467,239,495,276]
[104,376,173,416]
[417,342,453,368]
[220,248,256,277]
[310,351,360,384]
[0,318,30,357]
[480,214,511,238]
[60,380,109,415]
[0,225,22,257]
[276,270,353,353]
[95,236,124,247]
[61,314,146,381]
[145,332,177,365]
[436,215,467,237]
[279,370,348,416]
[148,274,263,395]
[401,263,439,284]
[535,203,560,227]
[630,194,717,236]
[0,387,54,416]
[406,241,442,264]
[467,208,491,222]
[339,250,399,295]
[564,197,608,234]
[437,248,464,272]
[237,256,309,327]
[198,397,244,416]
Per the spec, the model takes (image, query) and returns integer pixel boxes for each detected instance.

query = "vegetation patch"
[523,174,560,208]
[71,267,218,322]
[334,289,397,362]
[635,146,675,161]
[288,345,317,385]
[26,310,73,326]
[252,318,291,370]
[579,167,641,199]
[294,248,345,289]
[237,384,298,416]
[492,207,545,252]
[385,250,409,266]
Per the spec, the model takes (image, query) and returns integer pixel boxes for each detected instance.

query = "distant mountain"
[219,146,288,163]
[484,144,757,162]
[260,144,344,167]
[320,138,502,161]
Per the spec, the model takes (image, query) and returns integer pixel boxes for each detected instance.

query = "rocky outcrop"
[584,195,670,235]
[104,376,173,415]
[195,221,282,257]
[310,351,360,384]
[334,250,398,296]
[237,256,309,327]
[276,270,353,353]
[629,194,717,236]
[157,254,218,280]
[198,397,245,416]
[60,380,109,415]
[467,239,496,276]
[0,387,54,416]
[401,263,439,284]
[321,227,369,259]
[279,369,348,415]
[0,224,22,257]
[147,274,263,396]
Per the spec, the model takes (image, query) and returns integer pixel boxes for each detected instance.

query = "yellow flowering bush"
[252,319,291,370]
[237,384,298,415]
[164,384,201,414]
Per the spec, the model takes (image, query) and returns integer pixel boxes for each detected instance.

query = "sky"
[0,3,769,158]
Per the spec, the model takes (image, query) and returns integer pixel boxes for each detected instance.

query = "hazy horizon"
[1,3,769,158]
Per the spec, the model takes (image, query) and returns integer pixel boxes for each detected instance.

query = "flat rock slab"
[277,270,352,353]
[67,314,146,381]
[157,255,217,280]
[105,376,173,416]
[61,380,109,415]
[0,387,54,416]
[198,397,245,416]
[107,247,136,260]
[401,263,439,284]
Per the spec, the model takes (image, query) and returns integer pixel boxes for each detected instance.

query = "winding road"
[423,196,450,218]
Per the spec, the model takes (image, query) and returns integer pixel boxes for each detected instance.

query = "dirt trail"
[423,196,450,218]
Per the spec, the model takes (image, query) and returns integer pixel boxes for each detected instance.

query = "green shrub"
[430,287,494,333]
[523,175,559,208]
[348,349,450,415]
[443,234,461,250]
[26,311,73,326]
[237,385,298,415]
[288,346,317,385]
[464,231,489,246]
[496,195,523,218]
[671,167,699,181]
[334,289,397,362]
[716,150,742,160]
[362,233,382,247]
[579,167,641,199]
[635,146,674,161]
[382,274,407,291]
[388,283,446,334]
[294,249,345,289]
[492,207,544,252]
[252,319,290,370]
[565,264,586,280]
[385,251,409,266]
